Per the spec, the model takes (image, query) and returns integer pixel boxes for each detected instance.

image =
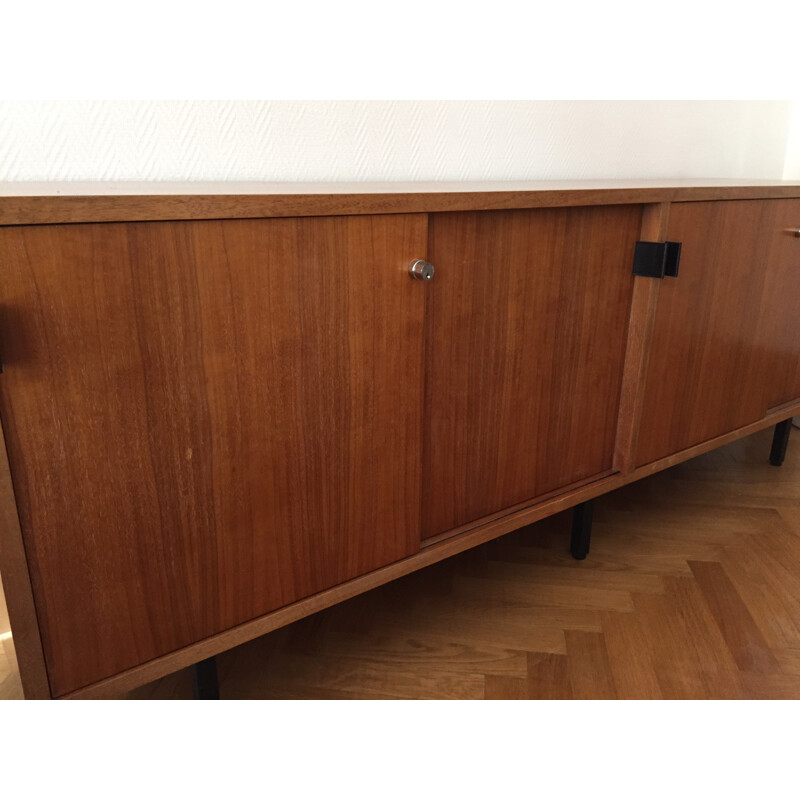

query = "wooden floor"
[2,425,799,700]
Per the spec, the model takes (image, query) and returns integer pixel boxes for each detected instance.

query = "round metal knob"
[409,259,434,281]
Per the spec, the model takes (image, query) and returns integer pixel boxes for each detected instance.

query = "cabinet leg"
[570,500,593,561]
[769,419,792,467]
[190,656,220,700]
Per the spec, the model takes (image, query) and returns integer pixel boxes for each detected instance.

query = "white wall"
[0,100,796,183]
[782,100,800,180]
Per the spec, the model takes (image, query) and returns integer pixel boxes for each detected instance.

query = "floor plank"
[526,652,573,700]
[688,560,779,673]
[564,632,617,700]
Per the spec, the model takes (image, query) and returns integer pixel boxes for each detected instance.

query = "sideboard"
[1,180,798,699]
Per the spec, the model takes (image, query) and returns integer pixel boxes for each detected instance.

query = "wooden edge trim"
[767,398,800,416]
[62,401,800,699]
[4,186,800,226]
[613,202,670,472]
[0,416,51,699]
[420,470,618,548]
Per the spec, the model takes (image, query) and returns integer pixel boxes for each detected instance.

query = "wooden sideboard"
[1,180,798,699]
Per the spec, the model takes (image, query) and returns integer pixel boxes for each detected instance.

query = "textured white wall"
[0,100,795,182]
[782,101,800,180]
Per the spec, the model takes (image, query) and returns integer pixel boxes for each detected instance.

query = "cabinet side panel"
[423,205,641,538]
[0,215,426,696]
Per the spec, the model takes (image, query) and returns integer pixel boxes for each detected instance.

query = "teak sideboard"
[1,180,799,699]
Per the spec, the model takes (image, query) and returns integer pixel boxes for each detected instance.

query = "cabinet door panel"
[635,200,772,466]
[0,214,426,696]
[423,206,641,538]
[756,199,800,409]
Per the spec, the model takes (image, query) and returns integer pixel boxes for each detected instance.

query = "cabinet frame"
[1,181,799,699]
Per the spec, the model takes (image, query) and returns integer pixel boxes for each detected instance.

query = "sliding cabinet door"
[635,201,778,466]
[423,205,641,538]
[0,214,427,695]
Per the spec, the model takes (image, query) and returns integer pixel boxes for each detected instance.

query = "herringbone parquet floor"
[2,425,799,700]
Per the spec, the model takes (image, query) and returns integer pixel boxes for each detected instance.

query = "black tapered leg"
[190,656,219,700]
[570,500,594,561]
[770,419,792,467]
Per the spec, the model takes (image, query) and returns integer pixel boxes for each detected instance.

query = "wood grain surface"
[0,213,427,696]
[1,189,798,699]
[422,205,641,537]
[0,416,50,698]
[2,179,800,226]
[754,199,800,409]
[613,203,669,473]
[635,200,777,465]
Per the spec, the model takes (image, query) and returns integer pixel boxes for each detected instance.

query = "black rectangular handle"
[633,240,682,279]
[663,241,681,278]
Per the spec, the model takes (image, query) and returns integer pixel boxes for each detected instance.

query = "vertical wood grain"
[564,631,618,699]
[0,214,427,696]
[754,199,800,409]
[423,205,641,538]
[0,416,51,698]
[613,203,668,473]
[635,200,775,466]
[526,651,573,699]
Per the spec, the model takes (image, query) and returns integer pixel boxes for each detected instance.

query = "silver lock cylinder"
[409,259,434,280]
